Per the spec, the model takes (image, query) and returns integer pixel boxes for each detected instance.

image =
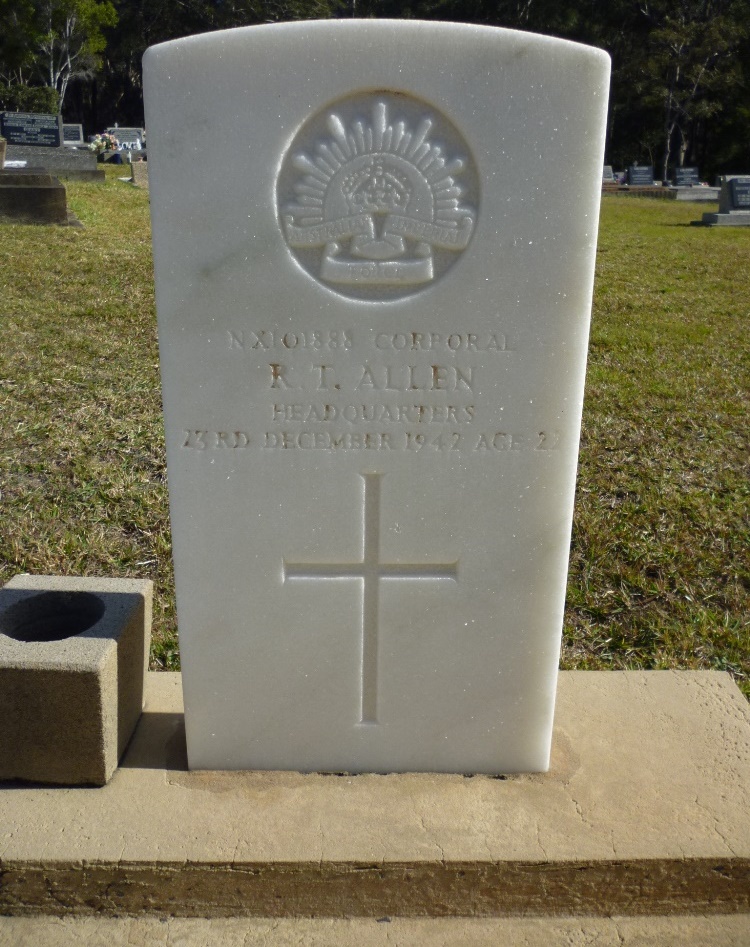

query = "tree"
[631,0,748,179]
[0,0,42,86]
[35,0,117,110]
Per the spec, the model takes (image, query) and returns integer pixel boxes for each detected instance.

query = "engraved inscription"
[266,362,475,392]
[188,324,565,456]
[228,329,352,351]
[227,329,510,353]
[283,473,458,724]
[180,428,562,453]
[277,92,479,301]
[182,430,251,449]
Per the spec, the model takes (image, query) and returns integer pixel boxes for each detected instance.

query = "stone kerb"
[0,169,69,224]
[1,670,748,919]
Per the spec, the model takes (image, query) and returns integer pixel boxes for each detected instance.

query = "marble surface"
[143,21,610,773]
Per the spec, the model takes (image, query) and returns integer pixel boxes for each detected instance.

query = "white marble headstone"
[143,21,610,774]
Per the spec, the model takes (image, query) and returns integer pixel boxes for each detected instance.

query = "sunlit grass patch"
[0,186,747,694]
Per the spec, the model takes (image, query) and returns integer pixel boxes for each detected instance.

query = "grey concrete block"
[701,211,750,226]
[6,143,99,173]
[0,170,68,224]
[0,575,152,786]
[130,160,149,189]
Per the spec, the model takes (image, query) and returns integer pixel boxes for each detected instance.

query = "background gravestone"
[674,166,700,186]
[729,176,750,209]
[628,164,655,186]
[144,21,610,775]
[1,110,103,181]
[106,126,145,144]
[106,127,146,155]
[63,123,85,146]
[1,111,61,147]
[701,174,750,226]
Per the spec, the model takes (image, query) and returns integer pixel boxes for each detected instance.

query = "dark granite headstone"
[729,177,750,209]
[674,166,700,186]
[701,175,750,225]
[628,164,655,186]
[1,112,61,148]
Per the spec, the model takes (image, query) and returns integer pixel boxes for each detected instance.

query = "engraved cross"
[283,472,458,725]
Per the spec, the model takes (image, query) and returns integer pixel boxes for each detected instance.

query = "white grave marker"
[144,21,610,774]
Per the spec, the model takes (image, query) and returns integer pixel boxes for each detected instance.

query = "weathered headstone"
[63,123,84,146]
[628,164,655,186]
[673,166,700,186]
[602,164,615,183]
[144,21,610,774]
[130,159,149,189]
[106,126,145,146]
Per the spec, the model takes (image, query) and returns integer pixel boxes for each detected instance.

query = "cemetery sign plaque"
[144,21,610,774]
[0,111,62,148]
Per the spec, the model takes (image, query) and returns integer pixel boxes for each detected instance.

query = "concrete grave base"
[1,914,748,946]
[0,169,67,224]
[701,211,750,226]
[670,186,720,201]
[54,168,106,182]
[5,143,102,181]
[1,670,748,922]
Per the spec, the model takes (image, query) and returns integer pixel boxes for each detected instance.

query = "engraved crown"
[341,161,411,214]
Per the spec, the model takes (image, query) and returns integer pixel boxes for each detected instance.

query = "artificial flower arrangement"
[89,133,119,155]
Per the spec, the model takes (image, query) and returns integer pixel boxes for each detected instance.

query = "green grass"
[564,197,749,692]
[0,180,748,694]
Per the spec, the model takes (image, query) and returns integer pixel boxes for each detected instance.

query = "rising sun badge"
[277,93,478,301]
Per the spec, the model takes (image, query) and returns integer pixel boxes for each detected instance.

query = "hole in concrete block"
[0,591,106,642]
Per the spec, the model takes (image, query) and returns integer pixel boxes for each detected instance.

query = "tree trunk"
[662,121,675,183]
[678,126,689,167]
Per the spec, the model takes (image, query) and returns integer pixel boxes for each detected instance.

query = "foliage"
[0,0,117,111]
[0,82,59,113]
[0,0,748,175]
[628,0,748,179]
[0,0,41,83]
[36,0,118,108]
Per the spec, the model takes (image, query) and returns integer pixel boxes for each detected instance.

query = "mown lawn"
[1,174,748,695]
